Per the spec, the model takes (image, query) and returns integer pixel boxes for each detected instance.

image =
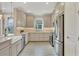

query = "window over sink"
[34,18,44,32]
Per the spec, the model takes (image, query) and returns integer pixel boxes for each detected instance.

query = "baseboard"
[17,41,30,56]
[25,41,30,46]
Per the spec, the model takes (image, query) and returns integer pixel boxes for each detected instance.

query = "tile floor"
[19,42,54,56]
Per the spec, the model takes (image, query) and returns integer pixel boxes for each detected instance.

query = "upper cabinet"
[14,8,26,27]
[43,14,52,27]
[26,15,35,28]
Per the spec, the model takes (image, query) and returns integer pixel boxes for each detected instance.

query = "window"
[6,16,14,34]
[34,18,44,32]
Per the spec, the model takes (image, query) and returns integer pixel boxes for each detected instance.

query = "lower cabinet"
[16,40,22,55]
[11,40,22,56]
[11,43,17,56]
[29,33,50,41]
[0,38,22,56]
[0,40,11,56]
[0,46,11,56]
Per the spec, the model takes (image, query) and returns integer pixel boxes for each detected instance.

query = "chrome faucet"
[4,28,7,37]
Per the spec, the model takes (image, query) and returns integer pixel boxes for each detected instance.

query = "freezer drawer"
[54,40,63,56]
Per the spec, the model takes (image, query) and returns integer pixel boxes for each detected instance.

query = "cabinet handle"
[56,35,57,38]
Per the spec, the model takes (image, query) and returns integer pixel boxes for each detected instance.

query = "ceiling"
[0,2,57,16]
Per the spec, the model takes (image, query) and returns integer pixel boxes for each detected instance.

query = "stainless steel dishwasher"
[21,34,26,49]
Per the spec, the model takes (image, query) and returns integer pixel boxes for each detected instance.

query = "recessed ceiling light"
[56,10,59,14]
[2,8,6,10]
[46,2,49,5]
[24,2,27,4]
[0,15,2,19]
[60,3,64,6]
[27,10,32,13]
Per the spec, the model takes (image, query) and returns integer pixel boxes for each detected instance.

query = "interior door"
[64,3,76,56]
[76,3,79,56]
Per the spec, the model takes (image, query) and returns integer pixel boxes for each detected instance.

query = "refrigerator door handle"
[56,35,57,38]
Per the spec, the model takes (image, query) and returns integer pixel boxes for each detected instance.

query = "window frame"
[34,18,44,32]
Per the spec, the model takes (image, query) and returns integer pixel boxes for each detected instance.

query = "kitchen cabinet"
[43,15,52,27]
[26,15,34,28]
[0,40,11,56]
[29,32,50,41]
[14,8,26,27]
[0,46,11,56]
[11,40,22,56]
[11,42,17,56]
[16,40,22,55]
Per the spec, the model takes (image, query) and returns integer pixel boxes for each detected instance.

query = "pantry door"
[76,3,79,56]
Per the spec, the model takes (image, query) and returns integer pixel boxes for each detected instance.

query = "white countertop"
[10,36,22,44]
[0,37,10,43]
[0,36,22,44]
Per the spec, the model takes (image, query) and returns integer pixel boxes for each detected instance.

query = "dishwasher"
[21,34,26,49]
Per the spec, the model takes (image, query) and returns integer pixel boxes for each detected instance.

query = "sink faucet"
[4,28,7,37]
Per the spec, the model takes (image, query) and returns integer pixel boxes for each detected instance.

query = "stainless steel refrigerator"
[53,14,64,56]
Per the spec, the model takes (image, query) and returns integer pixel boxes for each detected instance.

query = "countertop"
[0,37,10,43]
[28,31,51,33]
[16,27,53,35]
[0,36,22,44]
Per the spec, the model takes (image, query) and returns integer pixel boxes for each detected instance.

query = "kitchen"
[0,2,78,56]
[0,2,65,56]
